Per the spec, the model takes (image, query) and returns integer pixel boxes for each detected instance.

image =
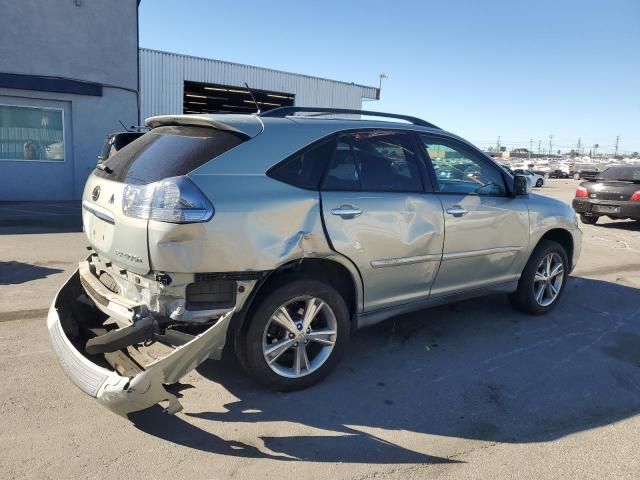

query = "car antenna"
[244,82,261,114]
[118,120,131,132]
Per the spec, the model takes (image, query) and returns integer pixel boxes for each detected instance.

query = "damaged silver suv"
[48,107,582,415]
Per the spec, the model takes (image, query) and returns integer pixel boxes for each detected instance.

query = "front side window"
[420,136,507,196]
[323,131,423,192]
[0,104,64,161]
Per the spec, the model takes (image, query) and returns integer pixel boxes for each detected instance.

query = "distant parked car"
[571,164,600,180]
[548,169,569,179]
[513,169,545,187]
[572,165,640,224]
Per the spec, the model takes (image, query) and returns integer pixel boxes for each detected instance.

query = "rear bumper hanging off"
[47,268,233,416]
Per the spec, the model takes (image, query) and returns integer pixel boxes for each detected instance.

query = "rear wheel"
[238,277,350,391]
[580,214,598,225]
[509,240,569,315]
[536,179,544,187]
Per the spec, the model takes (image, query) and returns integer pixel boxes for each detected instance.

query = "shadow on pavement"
[595,220,640,232]
[130,276,640,464]
[0,202,82,233]
[0,261,63,285]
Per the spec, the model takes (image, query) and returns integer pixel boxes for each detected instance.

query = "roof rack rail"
[259,107,440,129]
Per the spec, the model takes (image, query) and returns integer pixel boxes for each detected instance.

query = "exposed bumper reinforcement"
[47,269,233,416]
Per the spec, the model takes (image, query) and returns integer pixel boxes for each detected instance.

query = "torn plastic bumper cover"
[47,269,233,416]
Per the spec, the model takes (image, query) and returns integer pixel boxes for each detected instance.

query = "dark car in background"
[548,169,569,179]
[572,165,640,224]
[571,163,600,180]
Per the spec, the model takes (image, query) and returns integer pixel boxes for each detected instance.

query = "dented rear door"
[320,131,445,312]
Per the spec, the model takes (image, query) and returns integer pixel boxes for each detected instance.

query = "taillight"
[122,176,214,223]
[575,186,588,198]
[631,191,640,201]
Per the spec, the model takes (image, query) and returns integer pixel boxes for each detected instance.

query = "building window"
[0,104,65,161]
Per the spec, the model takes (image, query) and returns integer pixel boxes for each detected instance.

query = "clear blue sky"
[139,0,639,154]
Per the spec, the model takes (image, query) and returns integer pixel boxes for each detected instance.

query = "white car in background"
[513,168,545,188]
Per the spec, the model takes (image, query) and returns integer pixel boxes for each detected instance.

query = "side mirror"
[513,174,531,196]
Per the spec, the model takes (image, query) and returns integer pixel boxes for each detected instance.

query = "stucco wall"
[0,0,139,201]
[0,87,137,201]
[0,0,138,91]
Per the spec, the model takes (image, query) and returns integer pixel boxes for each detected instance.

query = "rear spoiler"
[145,114,263,138]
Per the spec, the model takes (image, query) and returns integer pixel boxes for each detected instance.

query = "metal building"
[140,48,379,121]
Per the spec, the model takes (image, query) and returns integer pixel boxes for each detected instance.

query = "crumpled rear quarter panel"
[150,174,332,273]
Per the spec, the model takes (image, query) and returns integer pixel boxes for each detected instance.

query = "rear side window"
[323,132,423,192]
[94,126,247,184]
[267,139,334,190]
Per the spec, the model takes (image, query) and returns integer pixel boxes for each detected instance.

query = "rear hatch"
[82,119,258,274]
[586,166,640,201]
[586,180,639,201]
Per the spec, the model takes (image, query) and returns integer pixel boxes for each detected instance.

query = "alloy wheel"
[533,252,564,307]
[262,296,337,378]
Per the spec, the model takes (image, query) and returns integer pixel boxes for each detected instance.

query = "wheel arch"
[225,256,362,357]
[535,228,574,266]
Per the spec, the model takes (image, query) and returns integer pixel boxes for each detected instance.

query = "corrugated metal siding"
[140,48,378,121]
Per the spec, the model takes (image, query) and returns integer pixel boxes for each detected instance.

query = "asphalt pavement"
[1,181,639,480]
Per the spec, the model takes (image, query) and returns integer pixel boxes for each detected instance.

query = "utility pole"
[577,137,582,155]
[615,136,620,157]
[548,134,554,157]
[496,136,501,153]
[529,138,533,161]
[538,140,542,155]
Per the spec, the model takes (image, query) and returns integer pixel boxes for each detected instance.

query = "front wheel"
[238,277,350,391]
[509,240,569,315]
[536,179,544,187]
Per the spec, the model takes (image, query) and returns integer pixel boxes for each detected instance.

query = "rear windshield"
[597,165,640,182]
[94,126,247,184]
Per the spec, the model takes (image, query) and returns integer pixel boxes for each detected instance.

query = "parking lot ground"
[0,201,82,233]
[1,180,639,480]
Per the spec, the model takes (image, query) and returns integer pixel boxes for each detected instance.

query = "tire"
[535,179,544,187]
[238,276,350,391]
[580,214,598,225]
[509,239,569,315]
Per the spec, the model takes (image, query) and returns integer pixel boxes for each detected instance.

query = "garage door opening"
[183,81,294,114]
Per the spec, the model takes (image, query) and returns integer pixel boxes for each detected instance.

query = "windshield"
[596,165,640,182]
